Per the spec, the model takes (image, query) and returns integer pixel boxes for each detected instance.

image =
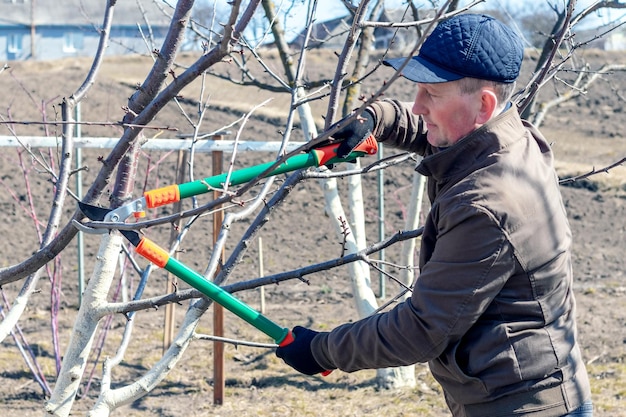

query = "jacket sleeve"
[310,205,517,372]
[367,99,429,156]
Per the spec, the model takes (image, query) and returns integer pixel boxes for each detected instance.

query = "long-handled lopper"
[75,139,377,353]
[91,138,378,225]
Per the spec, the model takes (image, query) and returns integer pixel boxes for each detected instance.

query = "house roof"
[288,14,352,48]
[0,0,172,27]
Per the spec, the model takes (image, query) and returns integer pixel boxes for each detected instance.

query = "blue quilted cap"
[384,14,523,83]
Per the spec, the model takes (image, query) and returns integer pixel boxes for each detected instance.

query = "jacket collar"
[416,107,525,182]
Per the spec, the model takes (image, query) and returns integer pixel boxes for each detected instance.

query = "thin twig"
[194,333,277,348]
[559,157,626,185]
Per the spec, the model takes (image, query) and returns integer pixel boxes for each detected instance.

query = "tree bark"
[45,233,123,417]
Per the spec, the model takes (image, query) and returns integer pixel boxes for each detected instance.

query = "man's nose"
[412,89,426,115]
[412,97,424,115]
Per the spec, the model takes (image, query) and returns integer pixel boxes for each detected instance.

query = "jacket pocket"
[429,341,490,404]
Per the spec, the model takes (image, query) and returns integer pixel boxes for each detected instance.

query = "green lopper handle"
[177,152,317,199]
[135,236,294,346]
[143,138,378,209]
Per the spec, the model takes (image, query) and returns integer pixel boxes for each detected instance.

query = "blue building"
[0,0,171,61]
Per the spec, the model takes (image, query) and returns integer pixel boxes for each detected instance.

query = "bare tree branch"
[530,63,626,126]
[559,157,626,186]
[517,0,576,116]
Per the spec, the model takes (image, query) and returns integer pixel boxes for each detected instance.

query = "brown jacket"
[311,101,591,416]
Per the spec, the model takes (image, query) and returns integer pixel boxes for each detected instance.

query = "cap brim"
[383,56,462,83]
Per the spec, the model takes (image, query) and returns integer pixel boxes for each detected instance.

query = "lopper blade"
[77,202,141,246]
[78,201,109,221]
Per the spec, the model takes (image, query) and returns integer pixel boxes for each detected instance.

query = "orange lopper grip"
[312,134,378,166]
[144,185,180,208]
[136,237,169,268]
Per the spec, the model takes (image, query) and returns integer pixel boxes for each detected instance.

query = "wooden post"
[212,136,225,405]
[163,150,187,353]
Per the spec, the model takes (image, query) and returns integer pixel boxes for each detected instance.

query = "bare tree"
[517,0,626,120]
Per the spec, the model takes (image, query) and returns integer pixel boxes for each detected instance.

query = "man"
[276,13,593,417]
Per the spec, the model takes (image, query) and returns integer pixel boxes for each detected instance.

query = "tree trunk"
[45,233,123,417]
[376,169,426,389]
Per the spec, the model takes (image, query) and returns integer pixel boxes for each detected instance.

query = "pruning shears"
[75,138,378,351]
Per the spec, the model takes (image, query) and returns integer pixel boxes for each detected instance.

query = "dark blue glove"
[332,110,376,158]
[276,326,326,375]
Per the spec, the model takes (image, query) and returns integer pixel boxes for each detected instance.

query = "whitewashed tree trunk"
[45,233,124,417]
[0,270,42,342]
[291,82,378,315]
[292,91,375,312]
[321,173,379,316]
[87,299,207,417]
[400,169,426,290]
[299,89,415,386]
[376,168,426,389]
[347,159,373,287]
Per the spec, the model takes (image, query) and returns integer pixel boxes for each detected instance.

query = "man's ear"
[476,89,498,124]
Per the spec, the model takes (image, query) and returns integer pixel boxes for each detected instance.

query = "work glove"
[332,110,376,158]
[276,326,326,375]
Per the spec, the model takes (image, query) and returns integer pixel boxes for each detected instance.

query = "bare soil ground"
[0,49,624,416]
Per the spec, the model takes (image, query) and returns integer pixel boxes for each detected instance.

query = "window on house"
[63,32,83,53]
[5,0,27,4]
[7,34,22,53]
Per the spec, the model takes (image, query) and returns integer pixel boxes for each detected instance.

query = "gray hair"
[457,77,517,109]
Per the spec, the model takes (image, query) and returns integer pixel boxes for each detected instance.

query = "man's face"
[412,81,483,148]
